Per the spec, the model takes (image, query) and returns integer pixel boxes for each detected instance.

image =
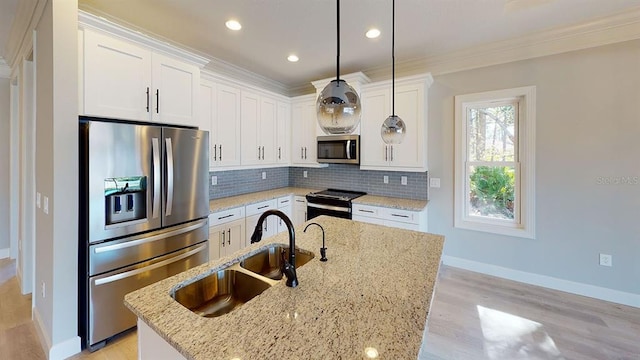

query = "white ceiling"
[2,0,640,91]
[0,0,18,64]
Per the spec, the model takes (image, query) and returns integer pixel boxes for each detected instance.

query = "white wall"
[33,0,80,358]
[428,40,640,301]
[0,77,9,255]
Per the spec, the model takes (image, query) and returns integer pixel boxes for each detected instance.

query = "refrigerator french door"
[79,117,210,351]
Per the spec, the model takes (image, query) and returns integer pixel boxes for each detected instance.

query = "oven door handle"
[307,202,350,213]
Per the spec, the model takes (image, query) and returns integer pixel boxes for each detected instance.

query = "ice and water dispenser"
[104,176,147,225]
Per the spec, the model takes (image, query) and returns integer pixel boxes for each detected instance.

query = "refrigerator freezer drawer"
[88,241,208,348]
[89,218,208,276]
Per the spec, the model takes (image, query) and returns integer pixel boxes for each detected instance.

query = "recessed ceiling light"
[225,20,242,31]
[365,28,380,39]
[287,54,299,62]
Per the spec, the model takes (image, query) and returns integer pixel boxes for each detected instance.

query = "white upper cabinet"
[201,79,242,169]
[276,101,291,165]
[83,29,152,122]
[360,75,432,172]
[240,91,278,166]
[79,14,208,127]
[291,95,320,166]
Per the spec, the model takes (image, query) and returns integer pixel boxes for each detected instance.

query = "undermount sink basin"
[173,269,271,318]
[240,245,315,280]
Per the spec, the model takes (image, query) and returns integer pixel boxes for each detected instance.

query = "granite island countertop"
[124,216,444,360]
[210,187,428,213]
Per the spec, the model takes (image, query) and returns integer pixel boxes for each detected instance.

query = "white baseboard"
[442,255,640,308]
[0,247,10,259]
[33,307,82,360]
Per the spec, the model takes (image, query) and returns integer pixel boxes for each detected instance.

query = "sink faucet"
[304,222,327,262]
[250,210,298,288]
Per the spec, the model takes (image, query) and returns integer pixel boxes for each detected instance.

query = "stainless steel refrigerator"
[79,117,210,351]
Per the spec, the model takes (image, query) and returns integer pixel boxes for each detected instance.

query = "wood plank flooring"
[1,258,638,359]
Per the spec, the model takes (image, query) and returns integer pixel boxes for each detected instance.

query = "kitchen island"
[124,216,444,359]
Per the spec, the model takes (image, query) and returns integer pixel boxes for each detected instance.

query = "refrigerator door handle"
[94,243,207,286]
[165,137,174,217]
[152,137,161,219]
[93,219,207,254]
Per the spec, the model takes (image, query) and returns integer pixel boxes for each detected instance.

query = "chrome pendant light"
[317,0,362,135]
[381,0,406,144]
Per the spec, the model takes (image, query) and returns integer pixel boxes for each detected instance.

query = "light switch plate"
[430,178,441,188]
[43,196,49,214]
[36,192,41,208]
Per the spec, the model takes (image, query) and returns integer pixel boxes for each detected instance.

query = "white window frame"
[454,86,536,239]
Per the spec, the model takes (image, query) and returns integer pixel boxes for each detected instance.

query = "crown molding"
[203,58,290,96]
[4,0,46,70]
[365,6,640,79]
[78,10,210,68]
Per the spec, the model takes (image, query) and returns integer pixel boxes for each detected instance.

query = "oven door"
[307,202,352,220]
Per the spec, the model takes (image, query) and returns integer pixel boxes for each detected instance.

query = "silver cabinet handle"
[222,230,225,247]
[301,147,304,159]
[358,209,374,214]
[304,147,307,159]
[155,89,159,113]
[151,137,160,219]
[146,87,150,112]
[278,147,281,159]
[257,205,269,210]
[94,244,207,286]
[213,144,217,161]
[227,229,231,245]
[258,146,261,159]
[219,145,222,161]
[165,137,174,216]
[391,213,409,218]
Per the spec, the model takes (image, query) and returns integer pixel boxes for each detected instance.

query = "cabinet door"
[208,226,222,261]
[241,91,260,165]
[360,87,390,167]
[83,29,151,121]
[200,82,215,169]
[389,83,424,169]
[215,84,242,167]
[292,196,307,226]
[291,99,317,165]
[260,96,277,164]
[224,220,245,256]
[245,213,278,244]
[276,101,291,164]
[277,205,292,234]
[151,53,199,126]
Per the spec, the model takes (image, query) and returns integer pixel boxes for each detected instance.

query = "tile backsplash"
[210,165,428,200]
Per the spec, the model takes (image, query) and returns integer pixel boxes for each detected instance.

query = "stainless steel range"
[306,189,367,220]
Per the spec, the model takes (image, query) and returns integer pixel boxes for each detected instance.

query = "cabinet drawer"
[294,196,307,205]
[352,204,381,218]
[277,196,292,207]
[245,199,277,217]
[383,208,419,224]
[209,207,245,227]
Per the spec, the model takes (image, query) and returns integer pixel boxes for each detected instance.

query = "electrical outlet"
[43,196,49,214]
[383,176,389,184]
[430,178,441,188]
[41,282,46,298]
[303,171,308,178]
[262,172,266,180]
[599,253,612,267]
[211,176,217,186]
[36,192,41,208]
[401,176,408,185]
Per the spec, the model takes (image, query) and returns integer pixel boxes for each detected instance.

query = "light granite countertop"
[124,216,444,360]
[210,187,428,213]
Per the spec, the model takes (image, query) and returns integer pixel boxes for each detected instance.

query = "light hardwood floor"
[1,259,638,359]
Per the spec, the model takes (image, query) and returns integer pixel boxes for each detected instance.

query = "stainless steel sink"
[173,244,315,318]
[173,269,272,318]
[240,245,315,280]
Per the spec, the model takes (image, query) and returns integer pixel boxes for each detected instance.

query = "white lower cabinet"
[277,196,293,233]
[292,196,308,227]
[352,204,427,232]
[209,207,246,261]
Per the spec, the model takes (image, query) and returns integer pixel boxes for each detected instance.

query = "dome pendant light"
[317,0,362,135]
[381,0,406,144]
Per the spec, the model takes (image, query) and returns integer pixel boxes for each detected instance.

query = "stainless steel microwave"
[317,135,360,164]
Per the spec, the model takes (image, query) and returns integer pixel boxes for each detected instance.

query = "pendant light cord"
[336,0,341,82]
[392,0,396,116]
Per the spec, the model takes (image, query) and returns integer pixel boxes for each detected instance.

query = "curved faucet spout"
[304,222,327,262]
[250,209,298,287]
